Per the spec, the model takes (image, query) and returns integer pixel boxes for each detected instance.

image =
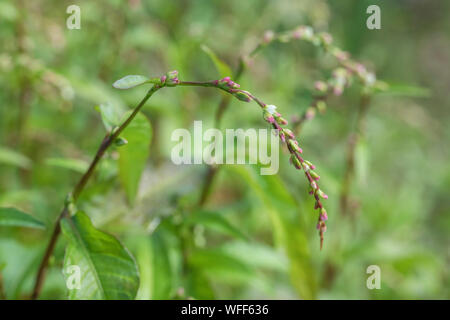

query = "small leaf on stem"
[113,75,150,90]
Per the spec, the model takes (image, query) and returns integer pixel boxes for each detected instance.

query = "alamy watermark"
[171,121,280,175]
[366,5,381,30]
[366,265,381,289]
[66,5,81,30]
[65,265,81,290]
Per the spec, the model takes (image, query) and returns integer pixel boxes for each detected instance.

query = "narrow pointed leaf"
[118,111,152,204]
[185,211,248,241]
[45,157,89,173]
[201,45,232,78]
[61,211,139,300]
[377,82,430,97]
[97,102,126,131]
[113,75,150,90]
[0,147,32,169]
[0,207,45,229]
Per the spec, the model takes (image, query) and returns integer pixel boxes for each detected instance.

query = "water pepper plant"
[196,25,385,219]
[28,68,331,299]
[0,24,387,300]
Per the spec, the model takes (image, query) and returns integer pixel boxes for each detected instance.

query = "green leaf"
[118,111,152,204]
[377,82,431,98]
[224,165,317,299]
[112,75,150,90]
[97,102,126,131]
[128,225,182,300]
[188,248,254,284]
[0,147,32,169]
[185,211,248,241]
[201,45,233,78]
[221,241,288,272]
[0,207,45,229]
[136,231,174,299]
[61,211,139,300]
[45,157,89,174]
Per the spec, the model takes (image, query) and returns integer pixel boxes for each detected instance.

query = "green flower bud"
[232,90,252,102]
[165,70,179,86]
[291,154,302,169]
[316,100,327,114]
[283,128,295,139]
[310,170,320,181]
[288,139,302,153]
[302,161,311,172]
[317,189,329,199]
[114,137,128,147]
[304,160,315,170]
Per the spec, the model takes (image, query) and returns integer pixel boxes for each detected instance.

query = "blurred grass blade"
[45,157,89,174]
[377,82,431,98]
[0,147,32,169]
[143,231,173,299]
[188,248,254,284]
[201,45,232,78]
[113,75,150,90]
[221,241,288,272]
[185,211,249,241]
[118,111,152,204]
[61,211,139,300]
[0,207,45,229]
[225,165,318,299]
[355,137,368,185]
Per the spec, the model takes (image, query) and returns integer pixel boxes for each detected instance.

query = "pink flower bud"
[320,209,328,221]
[279,117,288,125]
[333,86,343,96]
[319,32,333,45]
[335,50,350,61]
[314,81,328,93]
[305,108,316,120]
[263,30,275,44]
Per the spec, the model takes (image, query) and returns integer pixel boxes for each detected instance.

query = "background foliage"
[0,0,448,299]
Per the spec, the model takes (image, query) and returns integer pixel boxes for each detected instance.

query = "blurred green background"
[0,0,448,299]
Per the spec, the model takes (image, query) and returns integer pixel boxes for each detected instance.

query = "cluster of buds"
[263,104,329,249]
[160,70,180,87]
[329,68,352,96]
[295,67,352,132]
[256,25,383,136]
[260,25,380,92]
[255,25,383,95]
[292,25,314,41]
[213,77,253,102]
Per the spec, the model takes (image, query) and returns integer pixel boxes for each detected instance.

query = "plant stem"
[340,94,371,217]
[0,272,6,300]
[31,86,160,299]
[32,74,327,298]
